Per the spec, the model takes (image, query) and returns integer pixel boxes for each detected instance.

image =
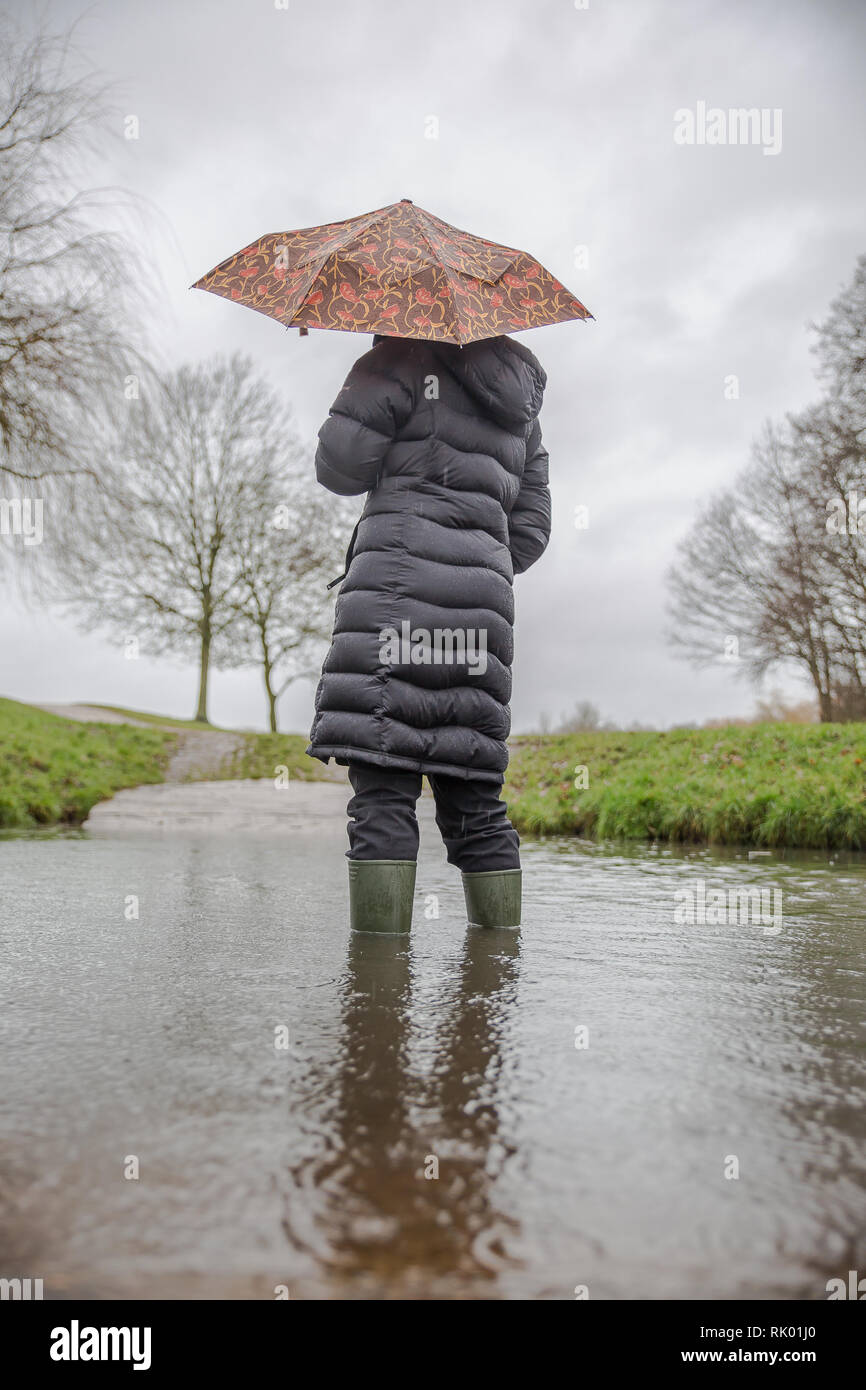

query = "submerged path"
[33,705,351,834]
[84,776,350,835]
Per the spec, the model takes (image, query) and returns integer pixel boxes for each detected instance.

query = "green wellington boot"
[348,859,417,934]
[461,868,522,928]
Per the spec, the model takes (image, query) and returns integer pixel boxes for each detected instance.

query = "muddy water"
[1,794,864,1299]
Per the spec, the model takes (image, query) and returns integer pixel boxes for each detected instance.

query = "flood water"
[1,797,865,1300]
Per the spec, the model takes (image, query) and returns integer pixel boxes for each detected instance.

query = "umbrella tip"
[401,197,413,203]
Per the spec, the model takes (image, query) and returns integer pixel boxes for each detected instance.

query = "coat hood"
[433,335,546,429]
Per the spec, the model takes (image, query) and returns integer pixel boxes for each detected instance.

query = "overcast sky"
[2,0,865,731]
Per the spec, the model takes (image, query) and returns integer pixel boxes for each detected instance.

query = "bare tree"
[789,397,866,716]
[668,257,866,721]
[556,700,616,732]
[0,18,142,490]
[230,471,345,732]
[57,355,297,724]
[667,422,839,719]
[811,254,866,406]
[753,690,817,723]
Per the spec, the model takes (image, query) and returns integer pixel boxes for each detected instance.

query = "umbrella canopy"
[192,199,592,344]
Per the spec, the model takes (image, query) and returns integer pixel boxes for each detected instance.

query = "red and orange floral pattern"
[192,200,592,343]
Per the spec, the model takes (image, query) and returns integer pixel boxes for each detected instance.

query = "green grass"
[223,732,332,782]
[504,724,866,849]
[88,704,217,730]
[4,699,866,848]
[0,698,176,829]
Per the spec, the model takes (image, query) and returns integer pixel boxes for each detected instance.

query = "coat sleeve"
[508,417,551,574]
[315,352,415,496]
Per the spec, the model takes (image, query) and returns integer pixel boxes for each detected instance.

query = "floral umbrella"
[192,198,592,344]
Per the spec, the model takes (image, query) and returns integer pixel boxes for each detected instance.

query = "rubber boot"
[462,868,522,928]
[348,859,416,934]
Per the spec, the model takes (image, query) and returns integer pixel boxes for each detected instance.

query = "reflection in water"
[284,929,523,1294]
[1,828,864,1298]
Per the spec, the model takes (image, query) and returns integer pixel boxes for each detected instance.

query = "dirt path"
[84,777,350,835]
[36,702,151,726]
[163,729,246,782]
[35,703,247,783]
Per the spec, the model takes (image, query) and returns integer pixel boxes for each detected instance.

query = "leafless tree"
[667,421,839,719]
[811,253,866,406]
[0,17,143,492]
[230,469,345,732]
[57,355,308,724]
[668,257,866,721]
[556,699,617,732]
[753,690,817,723]
[788,399,866,715]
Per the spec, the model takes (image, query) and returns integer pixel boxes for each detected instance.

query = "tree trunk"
[818,642,835,721]
[196,624,211,724]
[261,636,278,733]
[805,639,835,722]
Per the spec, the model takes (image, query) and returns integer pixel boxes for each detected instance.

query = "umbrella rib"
[406,203,467,347]
[289,206,394,326]
[292,206,388,270]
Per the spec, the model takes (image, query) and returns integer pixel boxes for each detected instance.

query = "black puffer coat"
[307,334,550,782]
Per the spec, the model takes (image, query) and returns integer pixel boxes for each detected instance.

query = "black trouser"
[346,764,520,873]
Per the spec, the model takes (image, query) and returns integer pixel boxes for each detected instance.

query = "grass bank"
[3,701,865,848]
[505,724,866,849]
[87,704,216,731]
[223,732,331,782]
[0,698,176,829]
